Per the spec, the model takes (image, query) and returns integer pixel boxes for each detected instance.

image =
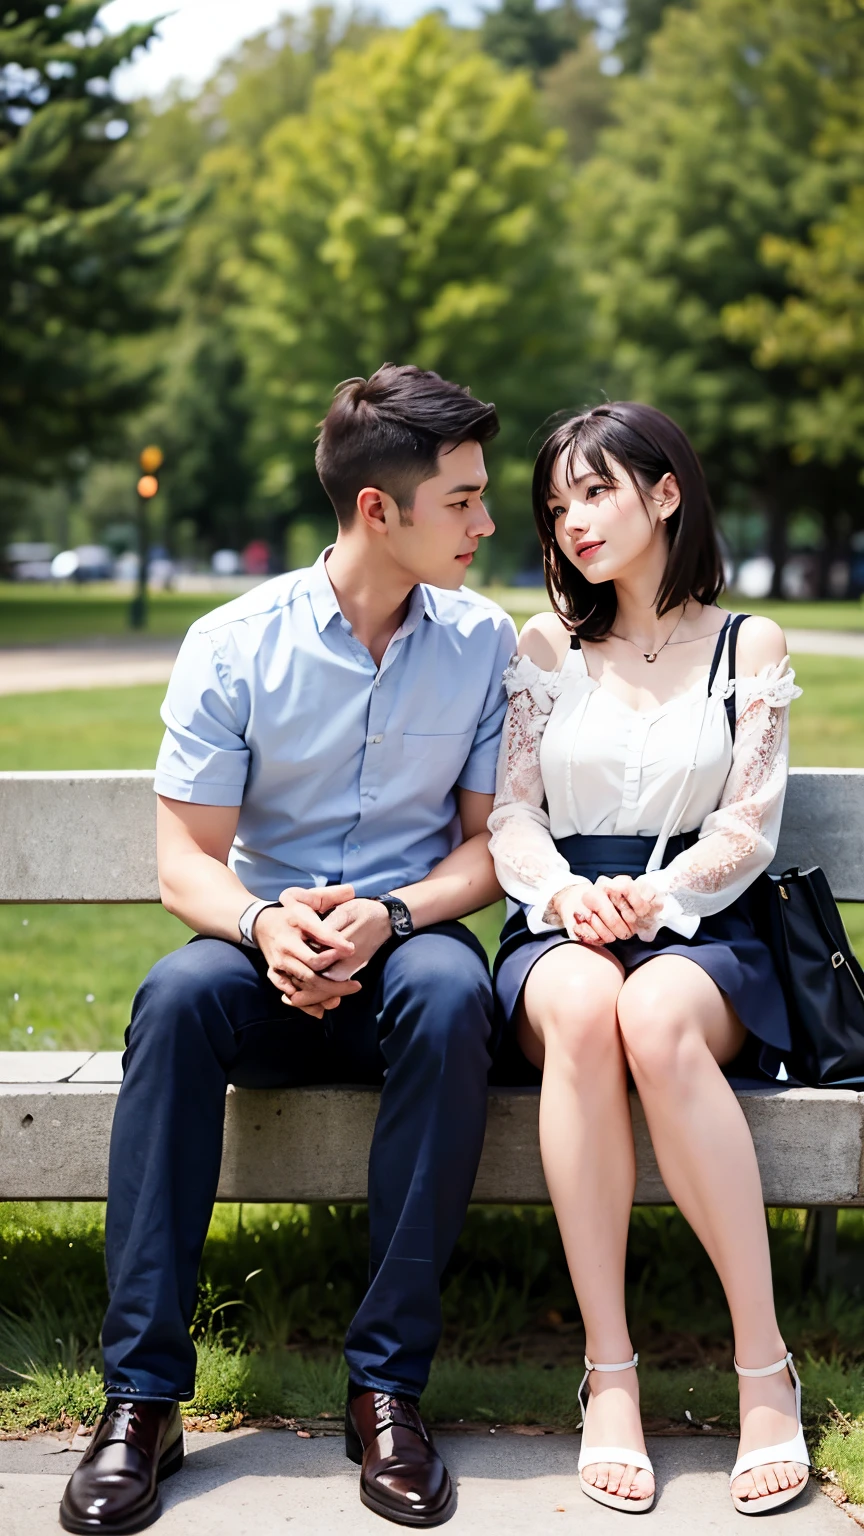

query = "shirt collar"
[307,547,442,634]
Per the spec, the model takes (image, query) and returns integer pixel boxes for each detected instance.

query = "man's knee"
[384,931,493,1054]
[130,939,249,1051]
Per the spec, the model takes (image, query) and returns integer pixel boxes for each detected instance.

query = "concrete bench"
[1,768,863,1285]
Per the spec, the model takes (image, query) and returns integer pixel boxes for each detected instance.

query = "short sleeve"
[457,615,519,793]
[153,625,251,806]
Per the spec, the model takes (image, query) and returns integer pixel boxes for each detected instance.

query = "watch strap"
[372,894,414,937]
[238,898,281,948]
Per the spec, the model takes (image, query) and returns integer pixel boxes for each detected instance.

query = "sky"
[101,0,481,100]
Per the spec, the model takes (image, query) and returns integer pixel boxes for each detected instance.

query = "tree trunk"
[764,482,787,600]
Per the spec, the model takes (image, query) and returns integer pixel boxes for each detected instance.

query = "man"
[60,364,516,1533]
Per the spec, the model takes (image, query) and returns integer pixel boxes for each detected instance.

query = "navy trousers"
[101,922,493,1403]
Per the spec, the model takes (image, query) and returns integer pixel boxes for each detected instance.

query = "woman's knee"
[531,973,622,1069]
[616,977,702,1086]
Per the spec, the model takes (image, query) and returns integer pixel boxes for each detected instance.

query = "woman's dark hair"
[532,402,724,639]
[316,363,499,525]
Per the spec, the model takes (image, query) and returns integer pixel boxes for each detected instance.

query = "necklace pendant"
[644,652,658,664]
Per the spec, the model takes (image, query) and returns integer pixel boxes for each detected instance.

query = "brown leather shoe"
[346,1390,455,1527]
[59,1398,184,1533]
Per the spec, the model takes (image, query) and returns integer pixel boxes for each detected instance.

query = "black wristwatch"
[372,894,415,938]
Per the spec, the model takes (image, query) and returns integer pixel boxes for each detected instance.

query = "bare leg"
[519,942,653,1503]
[616,955,808,1507]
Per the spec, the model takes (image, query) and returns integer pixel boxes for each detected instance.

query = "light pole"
[129,445,163,630]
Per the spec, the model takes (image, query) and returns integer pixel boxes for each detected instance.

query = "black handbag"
[719,614,864,1087]
[756,865,864,1088]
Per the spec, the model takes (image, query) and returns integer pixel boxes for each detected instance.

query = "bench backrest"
[1,768,863,904]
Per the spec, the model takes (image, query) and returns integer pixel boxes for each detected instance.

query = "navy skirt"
[492,833,791,1082]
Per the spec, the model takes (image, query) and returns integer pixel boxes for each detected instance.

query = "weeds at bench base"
[1,1202,864,1499]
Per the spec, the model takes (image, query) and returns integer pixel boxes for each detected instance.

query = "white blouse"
[487,631,802,943]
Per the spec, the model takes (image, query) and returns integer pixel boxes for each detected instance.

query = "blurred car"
[212,549,241,575]
[734,556,774,599]
[5,542,55,580]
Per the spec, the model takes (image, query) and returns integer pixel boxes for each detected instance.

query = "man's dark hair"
[532,401,724,639]
[315,364,500,525]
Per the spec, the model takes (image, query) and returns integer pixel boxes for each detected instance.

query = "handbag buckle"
[831,951,844,970]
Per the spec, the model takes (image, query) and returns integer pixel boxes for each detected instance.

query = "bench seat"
[0,1053,861,1206]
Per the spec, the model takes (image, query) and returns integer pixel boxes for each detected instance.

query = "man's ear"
[655,473,681,521]
[356,486,398,533]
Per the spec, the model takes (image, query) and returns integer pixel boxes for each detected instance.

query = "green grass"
[0,685,167,771]
[0,1200,862,1498]
[0,905,188,1051]
[488,587,864,632]
[0,585,225,647]
[2,580,863,648]
[0,653,861,1049]
[0,654,861,776]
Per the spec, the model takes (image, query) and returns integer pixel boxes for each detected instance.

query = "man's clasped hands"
[254,874,664,1020]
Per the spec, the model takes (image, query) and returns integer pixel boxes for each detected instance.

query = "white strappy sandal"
[730,1351,810,1514]
[577,1353,655,1514]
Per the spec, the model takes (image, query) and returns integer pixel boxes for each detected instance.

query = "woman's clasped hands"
[551,875,661,945]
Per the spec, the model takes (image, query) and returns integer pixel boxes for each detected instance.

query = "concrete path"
[1,627,863,696]
[0,1428,851,1535]
[0,641,181,696]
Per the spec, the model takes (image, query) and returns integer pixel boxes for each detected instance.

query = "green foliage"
[480,0,586,75]
[614,0,695,73]
[726,180,864,467]
[0,3,188,483]
[106,9,381,554]
[570,0,864,588]
[231,17,584,559]
[540,34,614,163]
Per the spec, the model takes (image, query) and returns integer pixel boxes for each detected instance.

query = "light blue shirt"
[154,550,517,901]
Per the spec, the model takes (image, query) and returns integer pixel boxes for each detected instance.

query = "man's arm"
[390,788,501,927]
[156,796,360,1018]
[157,796,250,939]
[316,790,501,988]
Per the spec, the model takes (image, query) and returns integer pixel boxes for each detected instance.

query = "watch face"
[383,897,413,936]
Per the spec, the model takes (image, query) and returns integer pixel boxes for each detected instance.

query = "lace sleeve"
[640,660,802,940]
[487,656,587,933]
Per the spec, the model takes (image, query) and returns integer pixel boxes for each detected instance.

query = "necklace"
[610,607,687,664]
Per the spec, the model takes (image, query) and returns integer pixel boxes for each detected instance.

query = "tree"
[232,17,586,570]
[481,0,586,75]
[614,0,694,72]
[722,29,864,476]
[541,34,613,162]
[570,0,864,592]
[106,8,382,556]
[0,2,187,479]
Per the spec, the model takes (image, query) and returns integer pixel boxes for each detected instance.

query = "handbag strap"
[708,613,747,745]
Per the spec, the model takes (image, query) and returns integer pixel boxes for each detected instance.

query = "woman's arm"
[487,616,592,932]
[636,618,802,939]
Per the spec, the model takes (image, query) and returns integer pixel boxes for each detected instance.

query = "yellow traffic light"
[137,474,159,499]
[139,444,164,473]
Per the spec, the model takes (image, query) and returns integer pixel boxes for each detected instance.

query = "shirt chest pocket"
[402,729,474,774]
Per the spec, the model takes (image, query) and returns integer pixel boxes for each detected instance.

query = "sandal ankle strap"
[584,1352,639,1374]
[734,1350,792,1378]
[581,1351,636,1376]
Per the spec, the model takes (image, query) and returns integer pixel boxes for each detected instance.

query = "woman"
[488,402,807,1516]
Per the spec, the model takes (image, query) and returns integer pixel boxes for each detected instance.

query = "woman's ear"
[654,473,681,520]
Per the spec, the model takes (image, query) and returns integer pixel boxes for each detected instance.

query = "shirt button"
[367,734,383,744]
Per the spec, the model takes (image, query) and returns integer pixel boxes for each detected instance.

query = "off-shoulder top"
[487,620,802,943]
